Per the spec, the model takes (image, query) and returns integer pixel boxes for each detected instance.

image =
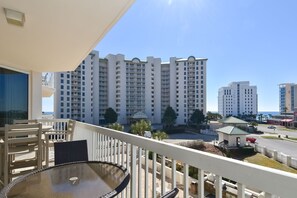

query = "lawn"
[244,153,297,174]
[261,135,283,140]
[286,137,297,141]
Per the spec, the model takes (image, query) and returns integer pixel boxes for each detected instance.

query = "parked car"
[267,125,276,129]
[246,137,256,143]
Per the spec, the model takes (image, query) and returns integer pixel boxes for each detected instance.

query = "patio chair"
[44,120,76,167]
[54,140,88,165]
[13,119,47,167]
[0,123,42,186]
[160,188,179,198]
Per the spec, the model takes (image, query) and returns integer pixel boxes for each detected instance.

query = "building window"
[0,67,29,126]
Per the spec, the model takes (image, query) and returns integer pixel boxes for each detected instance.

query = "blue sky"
[43,0,297,112]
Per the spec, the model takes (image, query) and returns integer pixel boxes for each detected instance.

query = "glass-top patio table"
[0,161,130,198]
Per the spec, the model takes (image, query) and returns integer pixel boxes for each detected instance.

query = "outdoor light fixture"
[4,8,25,26]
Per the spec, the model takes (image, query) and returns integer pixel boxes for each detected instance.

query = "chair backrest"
[160,188,179,198]
[4,123,43,185]
[5,123,42,153]
[13,119,38,124]
[54,140,88,165]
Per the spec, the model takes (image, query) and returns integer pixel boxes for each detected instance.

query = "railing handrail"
[38,119,69,122]
[74,121,297,197]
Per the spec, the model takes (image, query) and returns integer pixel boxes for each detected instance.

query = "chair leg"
[46,138,49,167]
[4,156,8,186]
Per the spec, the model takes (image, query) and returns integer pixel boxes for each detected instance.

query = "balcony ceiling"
[0,0,134,72]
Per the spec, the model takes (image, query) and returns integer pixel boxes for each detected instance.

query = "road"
[164,125,297,160]
[257,125,297,138]
[249,125,297,159]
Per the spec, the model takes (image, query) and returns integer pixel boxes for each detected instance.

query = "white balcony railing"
[67,121,297,198]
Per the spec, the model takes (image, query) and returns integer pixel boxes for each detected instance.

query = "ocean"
[258,111,279,116]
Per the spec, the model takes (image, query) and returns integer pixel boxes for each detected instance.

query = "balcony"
[42,73,55,97]
[39,119,296,198]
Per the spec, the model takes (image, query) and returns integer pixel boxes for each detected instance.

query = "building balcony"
[24,119,291,198]
[42,73,55,97]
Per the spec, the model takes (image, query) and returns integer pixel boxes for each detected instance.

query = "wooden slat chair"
[13,119,38,124]
[0,123,42,186]
[13,119,47,167]
[44,120,76,167]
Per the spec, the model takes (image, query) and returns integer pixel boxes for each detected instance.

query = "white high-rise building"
[54,51,100,124]
[218,81,258,117]
[55,51,207,125]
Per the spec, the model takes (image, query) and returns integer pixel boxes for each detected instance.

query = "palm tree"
[108,123,124,131]
[152,131,168,141]
[131,119,151,136]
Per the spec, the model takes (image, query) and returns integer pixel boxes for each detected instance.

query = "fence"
[254,144,297,169]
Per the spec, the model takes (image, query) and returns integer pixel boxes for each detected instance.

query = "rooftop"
[217,126,249,135]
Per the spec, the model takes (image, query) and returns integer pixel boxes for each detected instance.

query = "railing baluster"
[138,147,142,197]
[125,144,130,198]
[183,163,189,198]
[122,142,125,166]
[198,168,204,198]
[117,140,120,164]
[237,183,245,198]
[131,145,137,198]
[215,175,222,198]
[104,135,107,161]
[113,139,116,163]
[152,152,157,198]
[98,134,102,160]
[161,156,166,195]
[145,150,149,198]
[107,136,111,162]
[172,159,176,188]
[93,132,98,160]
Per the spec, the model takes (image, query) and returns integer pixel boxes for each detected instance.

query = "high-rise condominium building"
[218,81,258,117]
[55,51,207,125]
[279,83,297,113]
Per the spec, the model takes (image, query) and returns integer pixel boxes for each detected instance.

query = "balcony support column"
[130,145,137,198]
[237,183,245,198]
[172,159,176,188]
[161,156,166,195]
[152,153,157,198]
[138,148,142,197]
[215,175,222,198]
[198,169,204,198]
[145,149,149,198]
[183,163,189,198]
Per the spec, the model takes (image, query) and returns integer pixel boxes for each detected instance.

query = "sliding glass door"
[0,67,28,127]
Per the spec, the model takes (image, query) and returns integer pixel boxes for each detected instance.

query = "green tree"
[249,121,258,127]
[162,106,177,128]
[104,107,118,124]
[152,131,168,141]
[258,113,263,123]
[108,122,124,131]
[190,109,205,127]
[131,119,152,136]
[206,111,222,121]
